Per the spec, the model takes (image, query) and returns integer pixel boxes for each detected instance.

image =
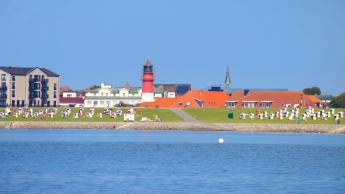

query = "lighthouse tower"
[141,60,155,102]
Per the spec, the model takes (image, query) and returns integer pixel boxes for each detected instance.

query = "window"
[12,100,15,107]
[1,82,5,88]
[12,90,15,98]
[12,82,15,90]
[227,102,237,108]
[12,76,15,81]
[1,74,6,81]
[243,102,256,108]
[54,83,57,90]
[54,91,57,98]
[261,102,272,108]
[21,100,25,107]
[87,100,92,105]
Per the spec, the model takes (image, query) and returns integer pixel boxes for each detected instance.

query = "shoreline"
[0,121,344,134]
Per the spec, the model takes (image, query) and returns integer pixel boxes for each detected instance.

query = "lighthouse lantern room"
[141,60,155,102]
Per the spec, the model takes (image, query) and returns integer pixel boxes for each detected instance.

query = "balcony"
[41,84,49,91]
[29,93,39,99]
[42,93,49,99]
[0,94,7,99]
[41,86,49,92]
[29,77,40,83]
[41,78,49,84]
[0,85,7,91]
[29,84,40,91]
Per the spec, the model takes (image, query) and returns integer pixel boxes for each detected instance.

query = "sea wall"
[0,121,344,134]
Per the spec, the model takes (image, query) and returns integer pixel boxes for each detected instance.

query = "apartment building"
[0,66,60,107]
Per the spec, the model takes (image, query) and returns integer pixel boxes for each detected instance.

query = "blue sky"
[0,0,344,95]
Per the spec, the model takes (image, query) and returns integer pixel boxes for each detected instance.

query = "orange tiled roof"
[140,90,321,108]
[304,95,321,104]
[140,90,230,108]
[228,90,321,108]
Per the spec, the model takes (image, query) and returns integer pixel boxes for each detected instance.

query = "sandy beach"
[0,121,344,134]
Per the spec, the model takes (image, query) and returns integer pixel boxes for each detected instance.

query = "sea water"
[0,129,344,194]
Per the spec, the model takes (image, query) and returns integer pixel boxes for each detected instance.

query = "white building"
[84,83,163,108]
[62,92,77,98]
[60,91,84,107]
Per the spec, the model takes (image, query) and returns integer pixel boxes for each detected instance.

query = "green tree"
[330,93,345,108]
[303,87,321,96]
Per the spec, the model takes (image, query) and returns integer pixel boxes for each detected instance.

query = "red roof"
[60,97,84,104]
[304,95,321,105]
[141,90,230,108]
[140,90,321,108]
[228,90,321,108]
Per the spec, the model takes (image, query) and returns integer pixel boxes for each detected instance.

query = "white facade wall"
[142,92,154,102]
[62,92,77,98]
[84,99,142,108]
[167,92,176,98]
[84,84,144,107]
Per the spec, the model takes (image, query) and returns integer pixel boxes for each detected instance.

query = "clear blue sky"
[0,0,344,95]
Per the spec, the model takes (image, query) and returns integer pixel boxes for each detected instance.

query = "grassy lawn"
[183,108,345,124]
[135,108,182,122]
[0,108,182,122]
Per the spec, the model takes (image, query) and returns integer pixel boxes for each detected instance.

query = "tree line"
[303,87,345,108]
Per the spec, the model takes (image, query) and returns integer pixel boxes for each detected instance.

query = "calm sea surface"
[0,129,345,194]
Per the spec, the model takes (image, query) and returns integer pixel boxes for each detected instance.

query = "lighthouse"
[141,60,155,102]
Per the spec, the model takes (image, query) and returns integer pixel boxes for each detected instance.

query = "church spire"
[224,65,231,90]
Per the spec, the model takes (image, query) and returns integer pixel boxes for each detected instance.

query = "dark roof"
[144,60,152,66]
[155,84,191,92]
[0,67,34,75]
[0,66,59,77]
[40,68,59,77]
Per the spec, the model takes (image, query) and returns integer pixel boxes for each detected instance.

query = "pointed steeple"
[224,65,231,90]
[144,59,152,66]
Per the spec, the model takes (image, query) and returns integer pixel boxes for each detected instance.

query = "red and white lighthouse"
[141,60,155,102]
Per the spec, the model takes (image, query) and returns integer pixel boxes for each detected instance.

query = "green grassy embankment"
[0,108,183,122]
[183,108,345,124]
